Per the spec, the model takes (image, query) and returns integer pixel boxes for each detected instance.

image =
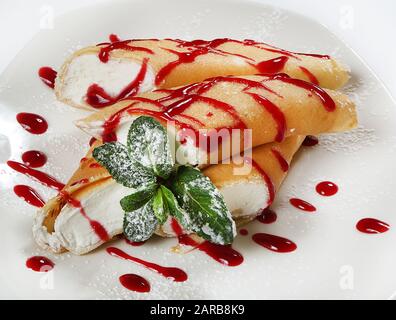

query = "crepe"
[55,38,350,110]
[33,135,304,255]
[76,74,357,165]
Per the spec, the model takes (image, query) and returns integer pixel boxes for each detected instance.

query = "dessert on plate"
[0,35,356,263]
[33,70,356,254]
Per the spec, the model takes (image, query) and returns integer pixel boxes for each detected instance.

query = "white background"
[0,0,395,97]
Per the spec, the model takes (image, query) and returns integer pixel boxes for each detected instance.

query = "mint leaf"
[120,184,157,212]
[127,116,173,179]
[170,166,236,245]
[152,188,169,225]
[93,142,156,188]
[123,198,158,242]
[160,185,190,229]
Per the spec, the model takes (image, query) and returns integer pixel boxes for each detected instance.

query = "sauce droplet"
[109,34,121,43]
[21,150,47,168]
[289,198,316,212]
[13,185,45,208]
[16,113,48,135]
[119,274,150,293]
[38,67,57,89]
[89,137,97,146]
[252,233,297,253]
[356,218,390,234]
[303,135,319,147]
[239,229,248,236]
[26,256,54,272]
[257,208,277,224]
[316,181,338,196]
[254,56,289,74]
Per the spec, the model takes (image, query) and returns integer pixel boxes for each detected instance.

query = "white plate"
[1,0,396,299]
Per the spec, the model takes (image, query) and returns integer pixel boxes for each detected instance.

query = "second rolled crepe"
[76,74,357,166]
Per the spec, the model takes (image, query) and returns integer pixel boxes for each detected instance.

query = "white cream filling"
[60,54,155,106]
[54,181,130,254]
[34,178,269,253]
[219,179,269,218]
[160,216,183,236]
[33,209,63,253]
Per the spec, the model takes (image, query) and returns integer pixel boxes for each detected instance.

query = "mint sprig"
[120,183,157,212]
[159,185,191,230]
[171,166,236,245]
[93,116,236,244]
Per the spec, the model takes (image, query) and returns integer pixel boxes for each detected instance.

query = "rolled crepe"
[55,38,350,110]
[33,136,304,255]
[76,74,357,166]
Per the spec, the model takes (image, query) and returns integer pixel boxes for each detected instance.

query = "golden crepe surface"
[76,74,357,166]
[55,38,350,110]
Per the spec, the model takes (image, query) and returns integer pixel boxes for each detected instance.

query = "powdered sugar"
[318,125,377,154]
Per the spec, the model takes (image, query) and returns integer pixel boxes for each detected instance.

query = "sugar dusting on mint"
[186,175,236,242]
[94,143,154,188]
[132,123,172,167]
[123,201,158,242]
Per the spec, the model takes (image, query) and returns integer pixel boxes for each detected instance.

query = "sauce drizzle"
[86,58,149,108]
[7,161,65,191]
[257,208,277,224]
[178,235,244,267]
[107,247,188,282]
[271,148,289,172]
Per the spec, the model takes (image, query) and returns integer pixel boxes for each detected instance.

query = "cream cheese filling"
[59,54,155,107]
[34,177,268,254]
